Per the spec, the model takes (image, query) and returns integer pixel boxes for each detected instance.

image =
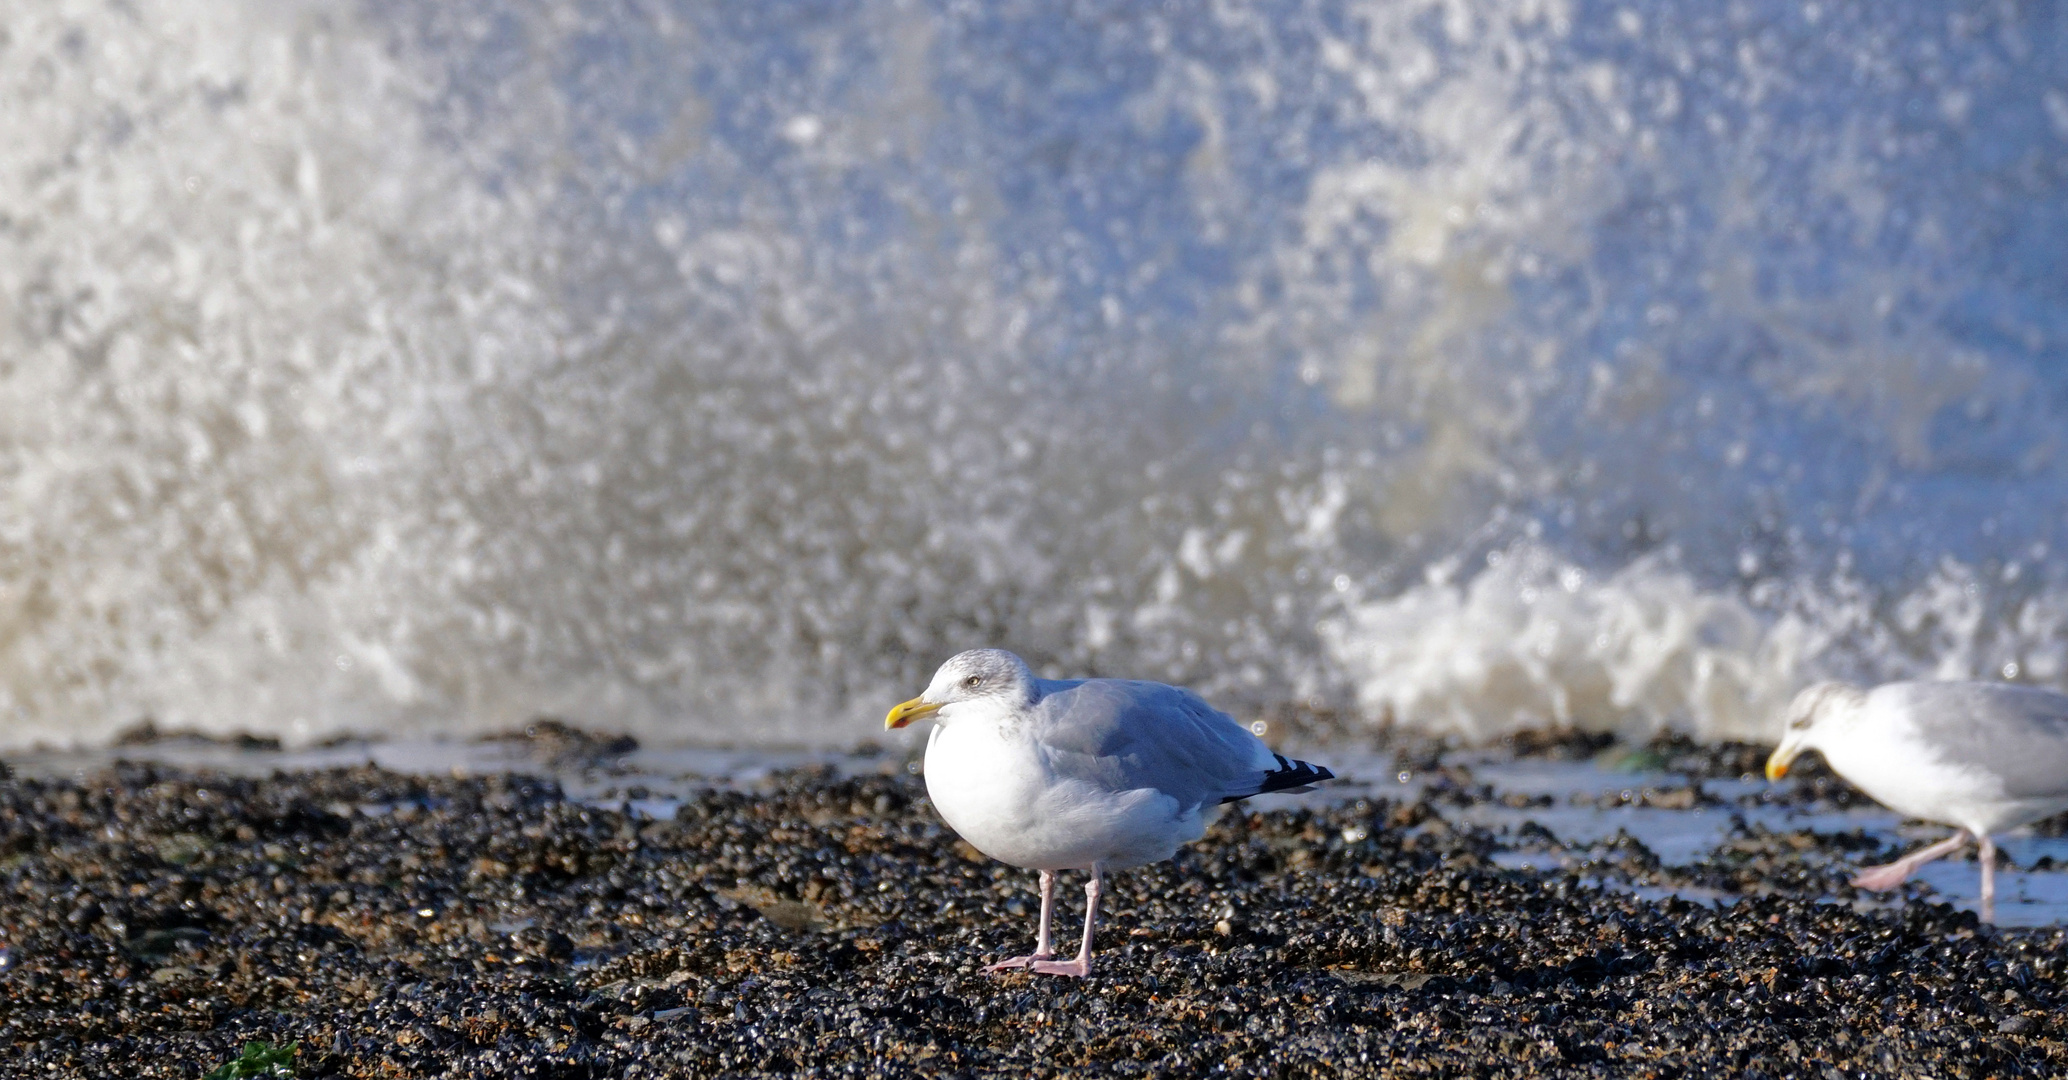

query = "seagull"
[885,649,1333,977]
[1766,680,2068,923]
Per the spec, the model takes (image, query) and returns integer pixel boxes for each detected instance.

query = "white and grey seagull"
[885,649,1333,977]
[1766,680,2068,923]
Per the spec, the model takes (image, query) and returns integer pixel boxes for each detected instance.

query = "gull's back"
[1837,681,2068,832]
[1027,678,1280,812]
[1871,681,2068,802]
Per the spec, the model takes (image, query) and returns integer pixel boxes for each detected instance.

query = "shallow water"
[15,739,2066,927]
[1447,756,2068,929]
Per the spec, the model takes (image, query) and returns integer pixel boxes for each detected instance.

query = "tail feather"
[1222,753,1335,803]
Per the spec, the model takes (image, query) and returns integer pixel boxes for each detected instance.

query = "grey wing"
[1890,682,2068,800]
[1029,679,1276,811]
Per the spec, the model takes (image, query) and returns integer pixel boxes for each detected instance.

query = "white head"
[1765,681,1866,781]
[885,649,1038,730]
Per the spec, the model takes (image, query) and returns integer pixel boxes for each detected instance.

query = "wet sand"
[1,735,2064,1078]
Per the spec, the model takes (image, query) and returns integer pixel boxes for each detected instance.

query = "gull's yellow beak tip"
[885,697,941,730]
[1764,756,1789,783]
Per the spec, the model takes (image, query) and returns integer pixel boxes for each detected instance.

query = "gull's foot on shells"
[982,953,1054,973]
[1025,957,1092,978]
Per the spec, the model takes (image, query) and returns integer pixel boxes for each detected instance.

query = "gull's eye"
[963,675,983,689]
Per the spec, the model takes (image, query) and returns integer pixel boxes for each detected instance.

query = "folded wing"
[1030,679,1333,811]
[1893,682,2068,802]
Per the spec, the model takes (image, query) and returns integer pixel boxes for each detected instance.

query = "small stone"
[512,926,575,961]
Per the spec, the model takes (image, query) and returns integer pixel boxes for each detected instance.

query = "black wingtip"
[1223,756,1336,803]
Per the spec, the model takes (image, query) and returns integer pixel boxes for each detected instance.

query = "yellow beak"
[885,697,942,730]
[1764,746,1795,782]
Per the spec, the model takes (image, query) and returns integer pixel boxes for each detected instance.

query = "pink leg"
[1028,864,1101,978]
[982,870,1058,972]
[1979,834,1997,925]
[1851,830,1972,892]
[1036,869,1056,954]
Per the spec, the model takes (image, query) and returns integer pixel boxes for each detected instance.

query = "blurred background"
[3,0,2065,750]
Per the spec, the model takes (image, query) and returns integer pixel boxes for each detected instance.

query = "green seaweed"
[202,1041,296,1080]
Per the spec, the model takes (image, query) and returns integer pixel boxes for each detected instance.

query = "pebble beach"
[1,730,2063,1078]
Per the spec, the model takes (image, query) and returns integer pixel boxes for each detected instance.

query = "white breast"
[922,717,1212,872]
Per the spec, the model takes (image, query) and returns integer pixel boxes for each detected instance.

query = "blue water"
[2,1,2066,749]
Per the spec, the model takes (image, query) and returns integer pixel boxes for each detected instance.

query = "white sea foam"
[1325,547,2068,744]
[2,1,2065,749]
[0,1,561,745]
[1324,548,1797,743]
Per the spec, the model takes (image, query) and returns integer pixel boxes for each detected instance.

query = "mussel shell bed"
[0,761,2060,1077]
